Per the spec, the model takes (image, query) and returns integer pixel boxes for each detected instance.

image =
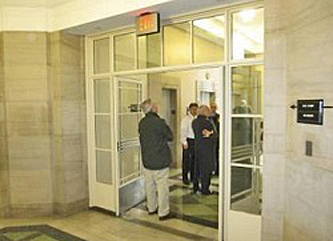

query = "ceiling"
[0,0,71,7]
[65,0,246,34]
[0,0,252,33]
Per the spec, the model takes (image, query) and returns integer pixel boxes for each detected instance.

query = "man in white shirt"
[180,102,198,185]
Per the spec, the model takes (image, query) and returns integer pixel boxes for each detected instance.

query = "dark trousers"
[193,165,212,194]
[200,169,212,194]
[215,140,219,176]
[182,138,195,181]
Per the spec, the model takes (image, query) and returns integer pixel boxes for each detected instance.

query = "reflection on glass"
[232,117,252,146]
[232,8,264,60]
[95,115,111,149]
[114,33,135,71]
[94,79,110,113]
[200,91,216,105]
[232,65,263,114]
[232,118,263,165]
[96,150,112,184]
[231,166,262,215]
[138,33,161,69]
[193,16,225,63]
[164,22,191,66]
[120,146,141,183]
[94,38,109,74]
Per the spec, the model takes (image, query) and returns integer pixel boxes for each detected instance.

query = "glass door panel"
[114,33,135,71]
[193,15,225,63]
[231,8,264,60]
[119,115,140,140]
[231,166,262,215]
[119,145,141,183]
[90,78,115,211]
[95,115,111,149]
[96,150,112,184]
[116,76,146,214]
[232,65,263,115]
[138,33,161,69]
[228,65,263,241]
[163,22,191,66]
[94,79,110,113]
[93,38,109,74]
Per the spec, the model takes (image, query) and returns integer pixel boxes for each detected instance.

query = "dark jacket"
[139,112,173,170]
[192,115,217,172]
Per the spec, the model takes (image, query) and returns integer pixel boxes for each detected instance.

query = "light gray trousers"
[143,167,170,217]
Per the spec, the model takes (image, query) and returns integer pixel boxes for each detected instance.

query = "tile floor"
[0,210,218,241]
[0,225,85,241]
[0,169,219,241]
[0,168,264,241]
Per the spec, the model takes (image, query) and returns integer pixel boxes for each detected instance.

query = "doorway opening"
[161,87,178,167]
[87,4,264,240]
[116,67,223,235]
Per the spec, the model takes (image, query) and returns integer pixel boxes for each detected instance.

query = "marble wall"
[49,32,88,215]
[0,31,87,217]
[0,32,11,218]
[3,32,53,217]
[263,0,333,240]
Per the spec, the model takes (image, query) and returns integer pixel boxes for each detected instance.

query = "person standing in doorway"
[192,105,217,195]
[180,102,198,185]
[210,102,220,176]
[139,99,174,221]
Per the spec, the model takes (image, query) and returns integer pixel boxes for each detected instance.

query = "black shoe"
[183,180,190,185]
[159,213,174,221]
[148,209,158,215]
[201,191,213,195]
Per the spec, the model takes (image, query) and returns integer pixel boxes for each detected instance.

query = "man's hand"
[202,129,213,138]
[182,143,188,149]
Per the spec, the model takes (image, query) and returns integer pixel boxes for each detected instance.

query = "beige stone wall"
[0,31,87,217]
[3,32,53,217]
[49,32,88,215]
[263,0,333,240]
[0,32,11,217]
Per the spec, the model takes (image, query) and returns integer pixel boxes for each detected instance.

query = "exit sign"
[136,13,160,36]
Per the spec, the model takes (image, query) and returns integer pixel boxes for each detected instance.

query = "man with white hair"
[139,99,174,220]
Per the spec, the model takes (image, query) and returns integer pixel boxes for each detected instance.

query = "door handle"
[117,142,125,152]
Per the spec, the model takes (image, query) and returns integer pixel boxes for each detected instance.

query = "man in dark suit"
[139,99,174,220]
[192,105,218,195]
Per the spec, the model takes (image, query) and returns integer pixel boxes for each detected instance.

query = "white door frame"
[114,75,146,215]
[86,2,264,238]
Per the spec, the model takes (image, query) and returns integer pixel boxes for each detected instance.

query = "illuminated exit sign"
[136,13,160,36]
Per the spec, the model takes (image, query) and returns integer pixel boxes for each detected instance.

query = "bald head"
[198,105,211,117]
[141,99,158,114]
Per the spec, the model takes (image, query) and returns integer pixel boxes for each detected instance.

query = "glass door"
[89,78,116,211]
[115,76,146,215]
[226,65,264,241]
